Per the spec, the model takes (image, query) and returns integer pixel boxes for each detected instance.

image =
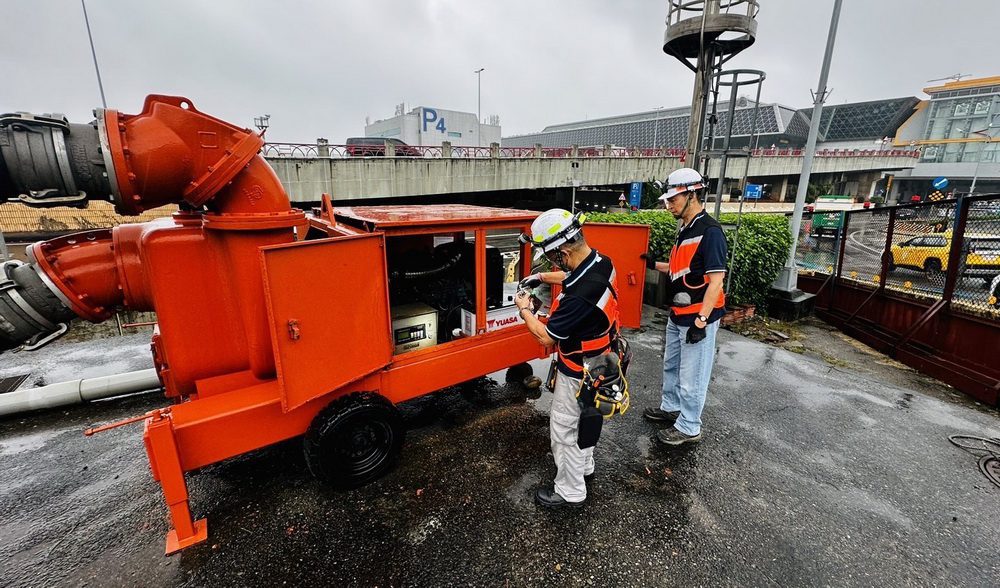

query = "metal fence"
[798,195,1000,319]
[795,193,1000,405]
[261,142,920,160]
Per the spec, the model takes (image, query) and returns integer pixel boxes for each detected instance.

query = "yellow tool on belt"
[577,339,632,418]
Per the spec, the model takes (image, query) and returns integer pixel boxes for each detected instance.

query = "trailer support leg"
[144,412,208,555]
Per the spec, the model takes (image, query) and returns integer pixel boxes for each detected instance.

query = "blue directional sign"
[629,182,642,209]
[744,183,763,200]
[932,177,949,190]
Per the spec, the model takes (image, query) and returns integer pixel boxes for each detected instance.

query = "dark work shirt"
[545,249,615,376]
[670,214,728,327]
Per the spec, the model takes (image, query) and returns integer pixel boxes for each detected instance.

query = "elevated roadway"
[263,144,918,202]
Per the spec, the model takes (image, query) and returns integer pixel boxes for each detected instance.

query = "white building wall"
[365,106,500,147]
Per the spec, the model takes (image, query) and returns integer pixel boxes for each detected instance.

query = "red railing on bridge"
[260,142,920,160]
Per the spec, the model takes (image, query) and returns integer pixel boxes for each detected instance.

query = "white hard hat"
[658,167,705,201]
[521,208,586,252]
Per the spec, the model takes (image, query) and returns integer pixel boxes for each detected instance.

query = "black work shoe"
[534,487,585,509]
[642,407,680,424]
[584,472,595,484]
[655,426,702,446]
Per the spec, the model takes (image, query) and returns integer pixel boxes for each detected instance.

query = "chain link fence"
[794,211,843,276]
[795,194,1000,321]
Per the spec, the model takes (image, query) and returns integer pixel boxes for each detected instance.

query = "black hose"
[948,434,1000,489]
[397,251,464,280]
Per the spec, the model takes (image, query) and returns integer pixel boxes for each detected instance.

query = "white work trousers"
[550,371,595,503]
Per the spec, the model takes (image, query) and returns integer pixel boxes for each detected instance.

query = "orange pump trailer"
[0,96,648,554]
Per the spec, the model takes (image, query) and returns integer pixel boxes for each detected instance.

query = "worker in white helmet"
[641,168,728,446]
[514,208,622,508]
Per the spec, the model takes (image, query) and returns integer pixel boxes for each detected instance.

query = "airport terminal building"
[503,76,1000,202]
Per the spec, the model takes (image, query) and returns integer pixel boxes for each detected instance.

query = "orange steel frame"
[149,216,550,554]
[24,95,648,555]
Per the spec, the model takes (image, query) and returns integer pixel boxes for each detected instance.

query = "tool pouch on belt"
[615,336,633,377]
[545,357,558,392]
[577,406,603,449]
[575,352,630,449]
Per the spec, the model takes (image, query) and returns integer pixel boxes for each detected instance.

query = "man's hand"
[519,273,543,290]
[514,290,533,311]
[640,252,659,270]
[685,324,707,344]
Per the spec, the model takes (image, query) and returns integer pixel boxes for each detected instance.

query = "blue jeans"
[661,317,720,436]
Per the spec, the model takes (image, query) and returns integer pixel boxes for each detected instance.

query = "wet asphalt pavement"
[1,309,999,587]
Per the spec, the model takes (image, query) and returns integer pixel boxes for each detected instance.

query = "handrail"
[261,142,921,160]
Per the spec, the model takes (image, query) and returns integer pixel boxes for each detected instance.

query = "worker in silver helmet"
[641,168,728,446]
[515,208,623,508]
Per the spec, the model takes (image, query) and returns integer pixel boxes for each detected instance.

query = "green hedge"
[588,210,792,310]
[587,210,678,255]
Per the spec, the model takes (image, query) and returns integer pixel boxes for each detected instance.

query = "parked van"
[345,137,421,157]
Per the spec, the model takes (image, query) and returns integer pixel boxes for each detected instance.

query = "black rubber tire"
[304,392,404,489]
[924,258,944,282]
[505,362,534,384]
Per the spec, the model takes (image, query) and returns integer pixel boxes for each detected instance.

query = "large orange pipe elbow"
[27,231,122,322]
[1,95,302,370]
[99,94,295,219]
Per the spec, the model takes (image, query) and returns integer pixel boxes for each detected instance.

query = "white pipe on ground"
[0,369,161,417]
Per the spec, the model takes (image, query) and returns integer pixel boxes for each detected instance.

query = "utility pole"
[81,0,107,108]
[474,68,485,146]
[773,0,843,293]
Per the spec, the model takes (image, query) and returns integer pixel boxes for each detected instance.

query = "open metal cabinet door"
[582,223,650,329]
[261,234,393,412]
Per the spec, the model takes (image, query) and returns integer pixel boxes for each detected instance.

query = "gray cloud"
[2,1,995,144]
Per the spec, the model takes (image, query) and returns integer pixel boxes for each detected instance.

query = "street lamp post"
[474,68,485,146]
[773,0,844,294]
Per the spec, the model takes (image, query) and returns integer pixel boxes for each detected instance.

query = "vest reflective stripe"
[556,348,586,372]
[669,235,703,281]
[581,332,612,352]
[668,213,726,315]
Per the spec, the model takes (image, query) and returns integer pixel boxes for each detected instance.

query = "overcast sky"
[2,1,996,143]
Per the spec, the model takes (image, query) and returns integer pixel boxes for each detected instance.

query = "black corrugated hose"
[948,435,1000,489]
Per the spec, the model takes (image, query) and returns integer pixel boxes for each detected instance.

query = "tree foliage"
[588,211,792,310]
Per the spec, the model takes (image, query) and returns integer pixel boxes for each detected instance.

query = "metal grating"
[810,97,921,142]
[0,373,30,394]
[503,97,919,148]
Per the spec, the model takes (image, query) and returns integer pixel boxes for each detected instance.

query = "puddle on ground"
[0,428,73,456]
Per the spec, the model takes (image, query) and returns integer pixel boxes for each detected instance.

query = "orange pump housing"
[21,96,649,554]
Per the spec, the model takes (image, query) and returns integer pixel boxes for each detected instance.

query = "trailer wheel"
[505,362,534,384]
[304,392,404,489]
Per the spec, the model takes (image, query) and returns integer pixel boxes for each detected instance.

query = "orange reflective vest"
[668,212,726,316]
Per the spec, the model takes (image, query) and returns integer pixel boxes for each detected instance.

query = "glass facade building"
[918,82,1000,164]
